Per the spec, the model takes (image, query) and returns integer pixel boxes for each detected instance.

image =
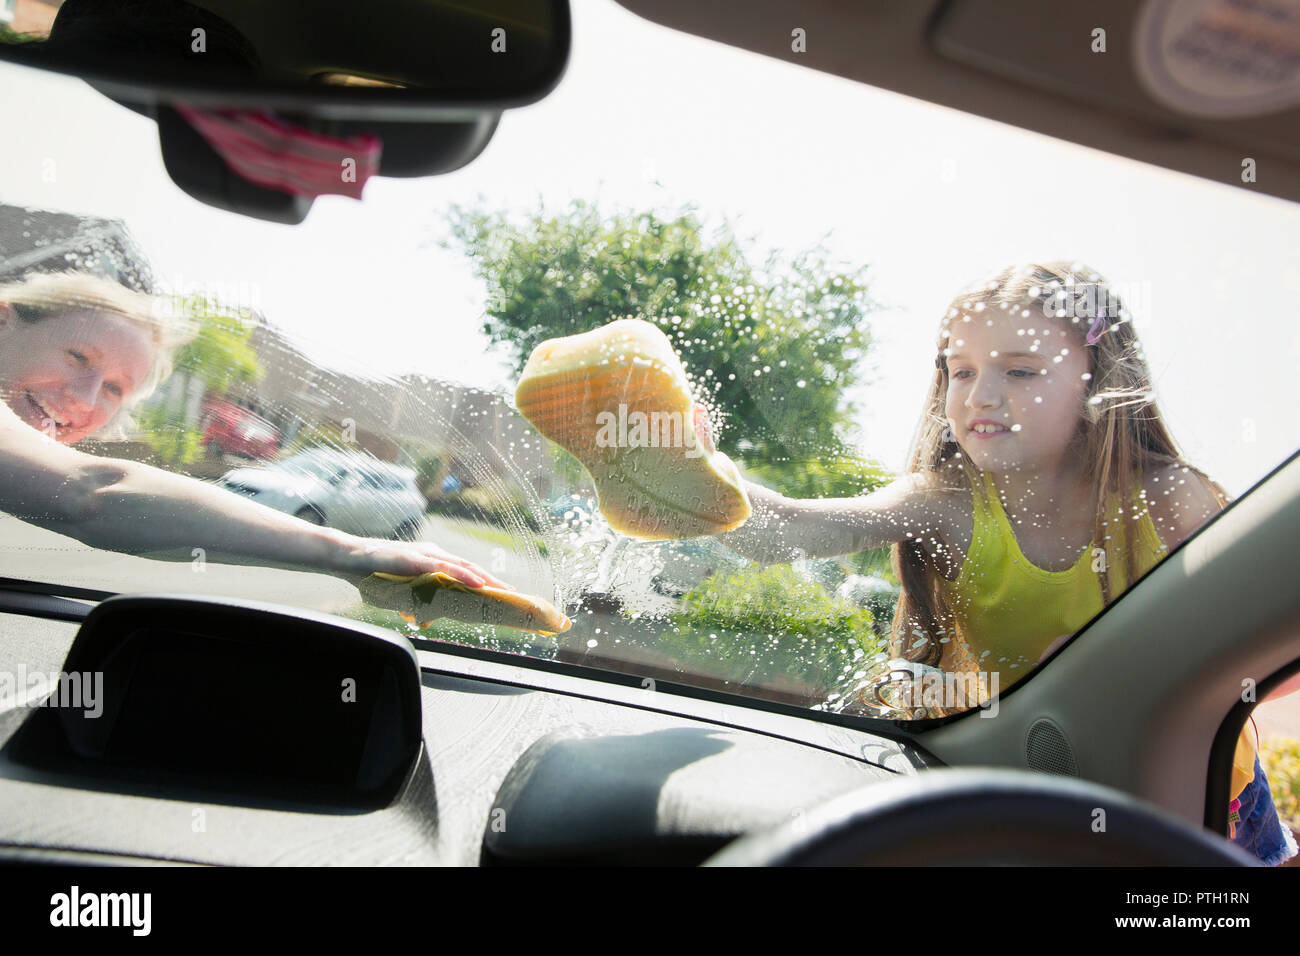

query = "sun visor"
[932,0,1300,156]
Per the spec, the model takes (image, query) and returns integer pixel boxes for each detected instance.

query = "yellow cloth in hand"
[360,571,571,636]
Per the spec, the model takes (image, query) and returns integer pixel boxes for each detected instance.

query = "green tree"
[744,454,898,501]
[139,296,264,466]
[170,295,264,393]
[443,199,884,496]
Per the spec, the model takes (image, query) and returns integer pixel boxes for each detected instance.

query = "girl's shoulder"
[1140,459,1230,552]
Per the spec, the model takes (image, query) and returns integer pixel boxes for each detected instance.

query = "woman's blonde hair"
[0,270,200,440]
[889,261,1231,668]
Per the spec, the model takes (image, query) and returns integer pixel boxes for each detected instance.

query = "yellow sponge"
[515,318,751,540]
[360,571,571,635]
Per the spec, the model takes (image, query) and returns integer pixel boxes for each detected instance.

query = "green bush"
[844,545,897,582]
[136,403,204,467]
[0,24,42,44]
[1262,736,1300,829]
[658,563,886,690]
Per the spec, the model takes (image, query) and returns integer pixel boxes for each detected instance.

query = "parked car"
[200,397,280,461]
[220,448,427,540]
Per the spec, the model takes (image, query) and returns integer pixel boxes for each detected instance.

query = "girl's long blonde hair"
[889,261,1231,668]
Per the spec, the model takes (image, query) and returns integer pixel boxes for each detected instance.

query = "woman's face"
[942,304,1092,476]
[0,305,155,445]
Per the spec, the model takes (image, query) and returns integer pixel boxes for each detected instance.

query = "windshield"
[278,453,346,484]
[1,0,1297,722]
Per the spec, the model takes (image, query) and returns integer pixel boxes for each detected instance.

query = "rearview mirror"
[0,0,570,113]
[0,0,571,223]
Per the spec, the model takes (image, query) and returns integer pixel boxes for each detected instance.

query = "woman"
[0,270,512,592]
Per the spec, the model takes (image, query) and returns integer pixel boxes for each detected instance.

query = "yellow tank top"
[937,469,1256,800]
[1230,721,1259,810]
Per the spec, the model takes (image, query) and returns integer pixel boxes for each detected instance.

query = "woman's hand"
[326,530,518,592]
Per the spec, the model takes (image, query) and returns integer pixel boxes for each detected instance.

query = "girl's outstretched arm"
[718,473,952,564]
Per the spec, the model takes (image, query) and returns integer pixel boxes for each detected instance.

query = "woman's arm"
[718,473,952,564]
[0,409,509,589]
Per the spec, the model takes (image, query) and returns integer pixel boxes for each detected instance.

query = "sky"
[1,0,1297,496]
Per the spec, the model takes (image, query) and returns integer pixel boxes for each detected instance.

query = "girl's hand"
[692,403,717,456]
[328,531,518,592]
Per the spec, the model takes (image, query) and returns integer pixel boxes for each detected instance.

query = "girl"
[0,270,511,592]
[719,260,1297,865]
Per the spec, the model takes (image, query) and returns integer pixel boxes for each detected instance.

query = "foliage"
[548,443,594,496]
[0,24,41,44]
[136,403,204,466]
[166,294,264,393]
[844,546,898,582]
[745,454,897,501]
[134,296,264,466]
[442,199,878,496]
[410,451,447,499]
[1262,735,1300,829]
[658,563,886,689]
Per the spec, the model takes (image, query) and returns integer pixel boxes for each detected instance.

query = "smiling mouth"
[24,392,73,432]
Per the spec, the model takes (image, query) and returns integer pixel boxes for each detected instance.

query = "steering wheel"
[703,768,1258,866]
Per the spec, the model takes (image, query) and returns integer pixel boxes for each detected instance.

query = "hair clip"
[1085,306,1108,345]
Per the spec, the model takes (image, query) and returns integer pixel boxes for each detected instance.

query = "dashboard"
[0,606,929,866]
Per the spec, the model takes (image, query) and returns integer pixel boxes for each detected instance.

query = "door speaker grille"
[1025,718,1078,776]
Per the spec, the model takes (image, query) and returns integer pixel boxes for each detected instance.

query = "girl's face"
[942,305,1091,476]
[0,305,154,445]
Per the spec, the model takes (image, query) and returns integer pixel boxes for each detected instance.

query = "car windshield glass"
[1,0,1297,722]
[279,454,344,483]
